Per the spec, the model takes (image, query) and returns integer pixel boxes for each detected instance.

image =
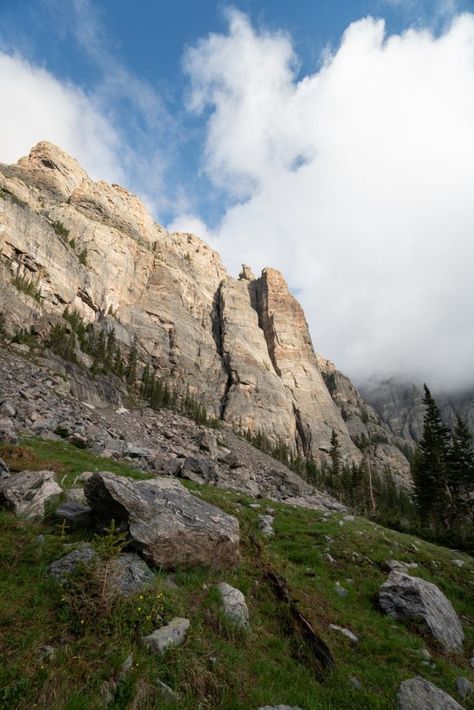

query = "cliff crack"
[212,281,233,420]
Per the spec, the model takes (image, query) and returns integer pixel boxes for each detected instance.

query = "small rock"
[335,582,348,597]
[0,402,16,417]
[38,645,56,661]
[329,624,358,643]
[343,514,355,522]
[398,677,464,710]
[198,430,217,459]
[258,706,303,710]
[77,471,94,483]
[456,677,473,699]
[217,582,250,629]
[452,560,465,569]
[258,514,274,538]
[156,679,178,702]
[121,654,133,674]
[143,617,190,654]
[349,676,361,689]
[0,417,18,443]
[385,560,418,572]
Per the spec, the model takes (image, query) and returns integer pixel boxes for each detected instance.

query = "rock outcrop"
[0,141,411,475]
[379,571,464,652]
[317,356,412,482]
[85,472,240,569]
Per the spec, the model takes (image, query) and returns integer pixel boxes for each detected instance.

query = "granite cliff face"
[0,142,411,474]
[361,378,474,444]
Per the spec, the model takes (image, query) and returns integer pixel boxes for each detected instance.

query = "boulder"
[85,472,240,569]
[217,582,250,629]
[0,417,18,443]
[198,430,218,459]
[109,552,155,596]
[143,617,190,654]
[178,456,216,484]
[0,470,61,519]
[397,677,465,710]
[379,571,464,652]
[48,544,97,582]
[55,499,92,526]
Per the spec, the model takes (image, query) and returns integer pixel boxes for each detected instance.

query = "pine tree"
[446,415,474,529]
[413,385,450,528]
[125,344,138,388]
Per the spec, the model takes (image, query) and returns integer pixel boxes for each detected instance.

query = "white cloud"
[0,51,123,182]
[0,0,176,213]
[182,9,474,391]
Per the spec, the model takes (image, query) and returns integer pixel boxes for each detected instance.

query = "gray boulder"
[179,456,217,484]
[217,582,250,629]
[85,472,240,569]
[143,617,190,654]
[109,552,155,596]
[55,500,92,526]
[397,677,465,710]
[48,544,97,581]
[379,571,464,652]
[0,470,62,519]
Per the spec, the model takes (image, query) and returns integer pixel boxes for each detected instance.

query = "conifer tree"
[413,385,450,527]
[446,415,474,528]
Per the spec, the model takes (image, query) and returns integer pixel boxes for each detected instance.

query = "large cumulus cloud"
[181,9,474,391]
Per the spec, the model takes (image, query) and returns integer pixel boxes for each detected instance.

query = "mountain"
[361,378,474,443]
[0,141,411,480]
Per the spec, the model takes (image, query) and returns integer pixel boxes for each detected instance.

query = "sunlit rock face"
[0,141,411,473]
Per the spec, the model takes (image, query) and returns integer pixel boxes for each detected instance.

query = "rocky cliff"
[0,141,411,475]
[360,378,474,444]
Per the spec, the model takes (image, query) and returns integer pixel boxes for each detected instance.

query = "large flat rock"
[85,472,240,569]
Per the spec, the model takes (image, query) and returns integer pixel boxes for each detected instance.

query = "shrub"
[12,274,42,302]
[52,221,70,238]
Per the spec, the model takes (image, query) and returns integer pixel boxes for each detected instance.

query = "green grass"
[0,437,473,709]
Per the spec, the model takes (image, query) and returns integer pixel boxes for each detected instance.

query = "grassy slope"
[0,437,473,710]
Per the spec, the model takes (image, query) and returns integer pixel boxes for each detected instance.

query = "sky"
[0,0,473,392]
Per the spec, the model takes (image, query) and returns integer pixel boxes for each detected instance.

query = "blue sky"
[1,0,474,388]
[1,0,471,224]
